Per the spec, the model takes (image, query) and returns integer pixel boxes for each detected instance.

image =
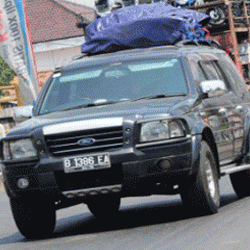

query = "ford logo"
[77,138,96,146]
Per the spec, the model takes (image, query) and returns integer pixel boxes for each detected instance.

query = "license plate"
[63,153,111,173]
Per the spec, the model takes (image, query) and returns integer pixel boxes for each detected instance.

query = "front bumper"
[2,136,194,199]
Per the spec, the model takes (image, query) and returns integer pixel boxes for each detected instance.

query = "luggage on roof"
[81,2,210,55]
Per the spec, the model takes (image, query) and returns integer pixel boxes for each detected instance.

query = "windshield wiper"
[130,93,186,102]
[58,94,185,112]
[61,101,119,111]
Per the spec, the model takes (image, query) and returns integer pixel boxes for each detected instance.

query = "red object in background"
[203,27,233,58]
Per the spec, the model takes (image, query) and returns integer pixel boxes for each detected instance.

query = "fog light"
[158,159,172,170]
[17,178,29,189]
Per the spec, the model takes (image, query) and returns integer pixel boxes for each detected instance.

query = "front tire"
[180,141,220,214]
[87,195,120,219]
[10,196,56,239]
[230,170,250,198]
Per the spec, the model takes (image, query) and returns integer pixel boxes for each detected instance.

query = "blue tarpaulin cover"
[81,2,210,55]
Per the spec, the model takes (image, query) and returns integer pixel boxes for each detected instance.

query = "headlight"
[168,120,186,138]
[3,139,37,160]
[140,119,186,143]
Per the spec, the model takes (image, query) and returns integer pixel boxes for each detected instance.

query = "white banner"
[0,0,39,104]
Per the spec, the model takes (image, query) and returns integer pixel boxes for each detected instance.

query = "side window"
[188,55,229,97]
[218,54,248,97]
[193,60,233,98]
[188,56,207,86]
[199,60,228,92]
[200,61,223,81]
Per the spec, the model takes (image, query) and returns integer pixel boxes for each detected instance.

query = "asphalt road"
[1,176,250,250]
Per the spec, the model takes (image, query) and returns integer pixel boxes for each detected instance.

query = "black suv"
[2,42,250,239]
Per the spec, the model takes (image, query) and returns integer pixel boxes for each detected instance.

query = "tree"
[0,56,16,97]
[0,56,16,86]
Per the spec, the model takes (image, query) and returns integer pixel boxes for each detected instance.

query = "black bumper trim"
[62,184,122,198]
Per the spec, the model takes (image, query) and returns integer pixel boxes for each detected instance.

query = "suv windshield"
[39,57,187,114]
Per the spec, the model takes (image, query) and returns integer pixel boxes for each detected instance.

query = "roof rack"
[71,39,222,62]
[72,54,89,61]
[175,39,219,47]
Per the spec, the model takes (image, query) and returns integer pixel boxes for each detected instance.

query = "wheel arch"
[202,127,220,177]
[190,125,220,177]
[242,111,250,155]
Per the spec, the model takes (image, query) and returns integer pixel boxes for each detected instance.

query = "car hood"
[7,96,195,136]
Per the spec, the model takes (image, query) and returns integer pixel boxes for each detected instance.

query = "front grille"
[44,126,124,157]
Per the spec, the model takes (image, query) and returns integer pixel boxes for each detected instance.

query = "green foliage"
[0,56,16,86]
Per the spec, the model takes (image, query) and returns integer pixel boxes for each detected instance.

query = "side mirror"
[200,80,227,98]
[13,105,33,123]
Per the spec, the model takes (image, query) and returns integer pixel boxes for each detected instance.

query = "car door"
[188,53,235,162]
[217,53,247,158]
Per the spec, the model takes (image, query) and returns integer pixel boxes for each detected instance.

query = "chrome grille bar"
[44,126,124,157]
